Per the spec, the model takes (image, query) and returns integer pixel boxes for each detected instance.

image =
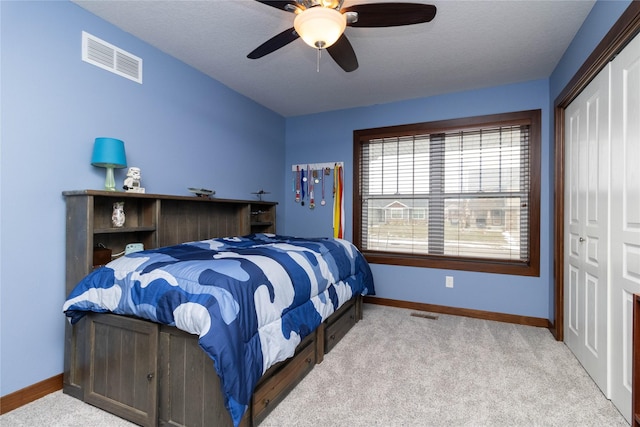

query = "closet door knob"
[579,237,585,242]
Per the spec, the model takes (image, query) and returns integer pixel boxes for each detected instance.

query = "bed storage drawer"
[252,334,317,424]
[324,298,357,353]
[84,313,159,427]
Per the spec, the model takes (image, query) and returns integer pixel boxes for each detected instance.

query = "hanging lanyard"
[301,168,306,206]
[321,168,326,206]
[309,168,315,209]
[333,164,343,239]
[295,165,301,203]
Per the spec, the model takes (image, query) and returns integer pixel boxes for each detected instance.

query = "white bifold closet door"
[564,59,610,400]
[609,31,640,423]
[564,31,640,424]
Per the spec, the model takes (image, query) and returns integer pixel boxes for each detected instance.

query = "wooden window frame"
[353,110,541,276]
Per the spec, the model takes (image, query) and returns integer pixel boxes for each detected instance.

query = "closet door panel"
[610,31,640,424]
[564,61,610,398]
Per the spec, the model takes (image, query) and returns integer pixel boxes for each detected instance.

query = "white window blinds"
[359,125,531,262]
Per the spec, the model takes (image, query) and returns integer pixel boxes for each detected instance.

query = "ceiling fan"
[247,1,437,72]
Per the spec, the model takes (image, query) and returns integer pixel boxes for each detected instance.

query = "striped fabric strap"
[333,164,343,238]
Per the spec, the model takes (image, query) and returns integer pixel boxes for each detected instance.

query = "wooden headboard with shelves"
[63,190,276,295]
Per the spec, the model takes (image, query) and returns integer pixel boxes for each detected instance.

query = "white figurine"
[123,167,145,193]
[112,202,125,227]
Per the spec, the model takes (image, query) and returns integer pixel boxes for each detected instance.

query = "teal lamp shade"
[91,137,127,191]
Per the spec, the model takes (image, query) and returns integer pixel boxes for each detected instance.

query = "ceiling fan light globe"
[294,7,346,49]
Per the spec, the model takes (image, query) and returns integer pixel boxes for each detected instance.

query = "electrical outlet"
[446,276,454,288]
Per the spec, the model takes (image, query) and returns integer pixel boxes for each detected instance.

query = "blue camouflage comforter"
[63,233,374,425]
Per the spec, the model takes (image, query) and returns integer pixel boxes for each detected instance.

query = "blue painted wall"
[550,0,632,99]
[0,0,632,399]
[0,1,285,397]
[283,80,552,318]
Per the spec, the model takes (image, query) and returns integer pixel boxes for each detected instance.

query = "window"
[354,110,540,276]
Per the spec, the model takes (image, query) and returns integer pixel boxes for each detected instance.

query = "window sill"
[362,251,539,277]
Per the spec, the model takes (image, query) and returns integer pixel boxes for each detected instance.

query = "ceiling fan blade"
[343,3,436,27]
[254,1,297,12]
[247,27,299,59]
[327,35,358,72]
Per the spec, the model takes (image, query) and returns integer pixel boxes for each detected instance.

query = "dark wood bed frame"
[63,190,362,426]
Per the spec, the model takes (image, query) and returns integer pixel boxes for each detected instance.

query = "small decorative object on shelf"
[252,189,270,201]
[188,188,215,198]
[112,201,125,227]
[123,167,145,193]
[251,210,266,223]
[93,244,112,268]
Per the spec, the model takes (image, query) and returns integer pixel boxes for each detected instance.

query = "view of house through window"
[354,110,540,276]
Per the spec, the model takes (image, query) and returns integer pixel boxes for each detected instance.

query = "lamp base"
[104,167,116,191]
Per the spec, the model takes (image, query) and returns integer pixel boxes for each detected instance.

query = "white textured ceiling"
[72,0,595,117]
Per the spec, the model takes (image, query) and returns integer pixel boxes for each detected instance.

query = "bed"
[63,231,374,426]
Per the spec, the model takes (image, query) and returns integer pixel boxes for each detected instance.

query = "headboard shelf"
[93,225,157,234]
[62,189,273,205]
[63,190,277,295]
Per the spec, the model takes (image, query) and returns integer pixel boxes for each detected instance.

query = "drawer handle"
[264,399,270,406]
[306,357,312,364]
[147,373,154,381]
[330,334,336,340]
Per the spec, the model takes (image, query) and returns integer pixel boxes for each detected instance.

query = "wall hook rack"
[290,161,343,172]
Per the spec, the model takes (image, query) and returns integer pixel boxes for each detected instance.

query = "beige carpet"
[262,304,628,426]
[0,304,629,426]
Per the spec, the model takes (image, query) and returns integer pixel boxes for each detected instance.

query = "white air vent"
[82,31,142,84]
